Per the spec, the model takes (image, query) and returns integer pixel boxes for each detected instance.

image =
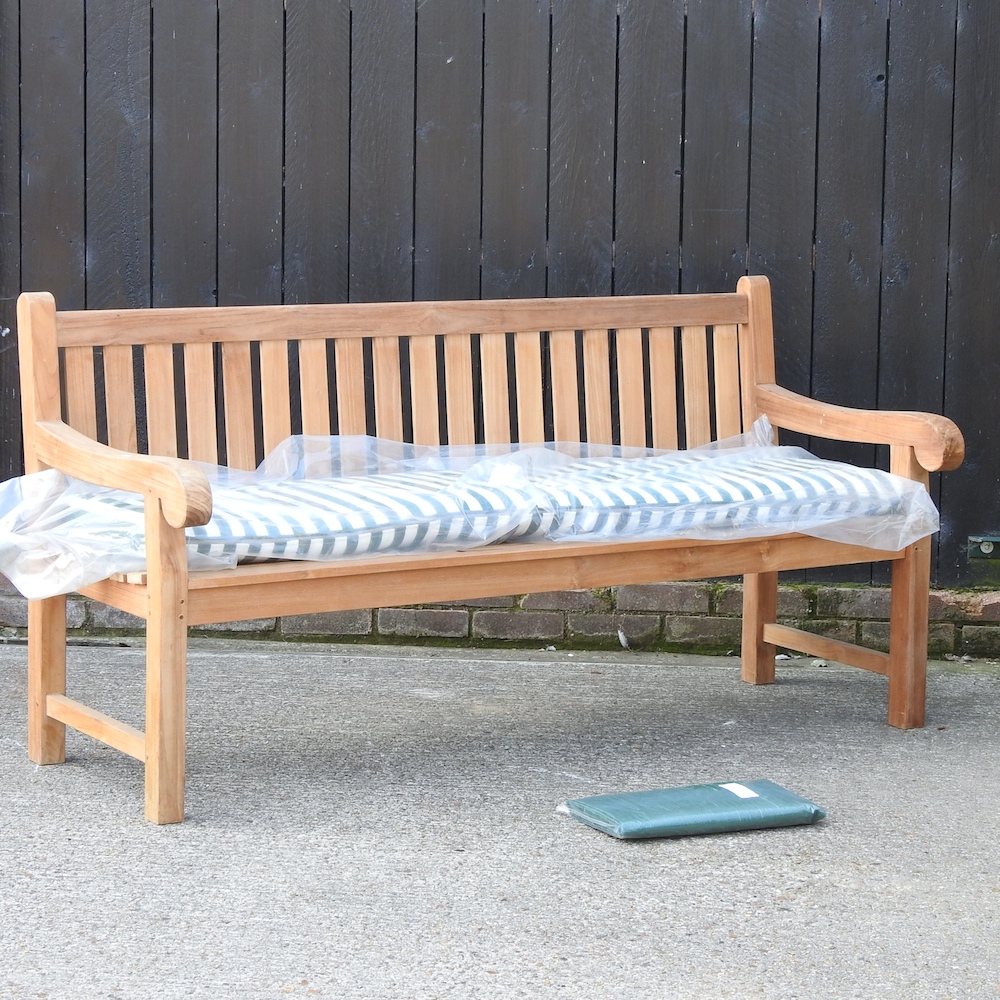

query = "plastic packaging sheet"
[0,417,939,599]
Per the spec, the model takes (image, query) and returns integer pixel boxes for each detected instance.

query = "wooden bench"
[16,276,964,824]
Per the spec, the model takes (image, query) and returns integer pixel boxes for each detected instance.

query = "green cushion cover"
[562,779,826,839]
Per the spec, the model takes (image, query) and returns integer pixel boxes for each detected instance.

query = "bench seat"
[1,424,936,598]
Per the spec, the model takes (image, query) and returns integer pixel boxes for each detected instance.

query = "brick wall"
[3,575,1000,658]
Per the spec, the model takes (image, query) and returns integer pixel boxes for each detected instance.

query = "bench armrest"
[754,384,965,474]
[33,420,213,528]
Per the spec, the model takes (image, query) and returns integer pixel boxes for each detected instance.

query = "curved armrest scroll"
[754,384,965,473]
[33,421,213,528]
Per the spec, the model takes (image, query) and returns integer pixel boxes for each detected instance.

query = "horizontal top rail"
[51,292,750,348]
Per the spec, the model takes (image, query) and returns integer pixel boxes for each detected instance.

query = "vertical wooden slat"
[221,340,255,469]
[335,338,368,436]
[582,328,613,445]
[514,331,546,443]
[103,344,138,452]
[63,346,98,440]
[549,330,580,441]
[408,335,440,445]
[712,324,743,440]
[259,339,291,454]
[371,335,404,441]
[298,339,332,436]
[143,343,178,457]
[615,327,647,448]
[183,342,218,464]
[680,326,712,448]
[444,335,475,446]
[480,332,511,444]
[648,326,679,450]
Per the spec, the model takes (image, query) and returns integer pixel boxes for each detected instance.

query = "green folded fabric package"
[561,779,826,839]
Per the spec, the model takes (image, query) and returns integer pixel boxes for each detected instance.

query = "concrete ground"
[1,638,998,1000]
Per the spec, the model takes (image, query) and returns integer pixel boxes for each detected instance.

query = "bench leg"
[887,537,930,729]
[144,506,189,825]
[27,596,67,765]
[741,571,778,685]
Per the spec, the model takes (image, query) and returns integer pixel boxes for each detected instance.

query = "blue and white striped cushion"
[511,446,934,543]
[95,445,931,558]
[186,468,538,562]
[6,442,936,582]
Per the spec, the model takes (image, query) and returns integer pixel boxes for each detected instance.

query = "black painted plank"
[749,0,820,396]
[682,0,753,294]
[941,2,1000,586]
[151,0,218,307]
[86,0,151,309]
[414,0,483,301]
[748,0,820,584]
[284,0,351,305]
[481,0,549,299]
[350,0,416,302]
[614,0,684,296]
[879,4,954,414]
[810,2,888,583]
[812,4,887,412]
[0,0,21,476]
[548,0,617,296]
[20,1,86,307]
[877,2,957,584]
[218,0,284,307]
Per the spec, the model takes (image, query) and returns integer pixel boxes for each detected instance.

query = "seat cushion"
[514,445,936,547]
[188,469,537,563]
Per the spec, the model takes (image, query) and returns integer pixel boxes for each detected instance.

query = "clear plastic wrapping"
[0,417,939,599]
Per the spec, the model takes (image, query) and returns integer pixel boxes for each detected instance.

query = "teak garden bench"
[16,276,964,823]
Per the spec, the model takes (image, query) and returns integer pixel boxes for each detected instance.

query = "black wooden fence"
[1,1,998,587]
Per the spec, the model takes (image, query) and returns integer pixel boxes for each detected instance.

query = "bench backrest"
[19,279,775,472]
